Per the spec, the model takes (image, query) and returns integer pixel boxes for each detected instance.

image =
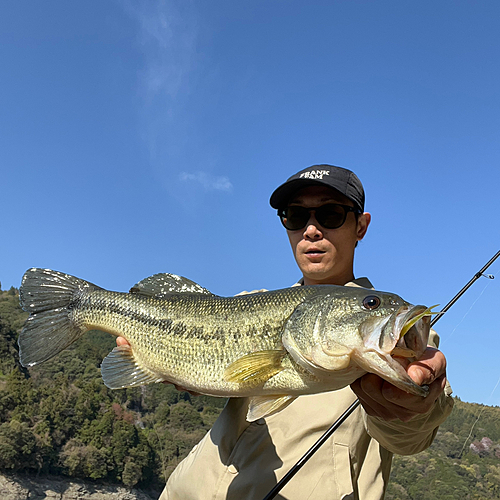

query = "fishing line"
[455,264,498,458]
[446,279,492,339]
[488,377,500,404]
[456,373,500,461]
[458,373,500,459]
[458,406,486,459]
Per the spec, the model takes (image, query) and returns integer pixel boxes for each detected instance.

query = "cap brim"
[270,179,340,209]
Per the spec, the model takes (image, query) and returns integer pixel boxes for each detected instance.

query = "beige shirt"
[160,278,453,500]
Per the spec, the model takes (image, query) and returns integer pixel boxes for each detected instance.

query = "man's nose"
[303,214,323,239]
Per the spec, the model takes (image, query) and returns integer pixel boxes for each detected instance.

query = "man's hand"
[350,347,447,422]
[115,336,130,348]
[115,337,200,395]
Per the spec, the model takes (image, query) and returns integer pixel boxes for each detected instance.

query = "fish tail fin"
[19,268,100,367]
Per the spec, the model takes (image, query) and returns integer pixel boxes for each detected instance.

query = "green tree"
[122,459,143,487]
[0,420,37,470]
[169,402,203,432]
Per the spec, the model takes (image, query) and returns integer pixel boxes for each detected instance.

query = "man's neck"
[302,271,355,286]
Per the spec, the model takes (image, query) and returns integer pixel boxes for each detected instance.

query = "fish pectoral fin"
[101,345,164,389]
[246,395,297,422]
[224,350,286,385]
[390,346,417,358]
[129,273,214,298]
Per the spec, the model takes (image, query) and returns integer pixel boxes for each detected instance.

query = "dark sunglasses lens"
[316,205,347,229]
[281,206,310,230]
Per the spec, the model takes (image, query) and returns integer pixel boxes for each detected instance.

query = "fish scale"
[75,288,314,393]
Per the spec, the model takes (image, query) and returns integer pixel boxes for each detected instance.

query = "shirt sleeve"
[363,329,454,456]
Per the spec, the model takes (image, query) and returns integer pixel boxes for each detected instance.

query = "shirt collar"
[293,276,374,290]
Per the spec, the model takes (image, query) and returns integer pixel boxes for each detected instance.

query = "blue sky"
[1,1,499,405]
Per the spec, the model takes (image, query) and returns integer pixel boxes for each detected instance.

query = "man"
[125,164,453,499]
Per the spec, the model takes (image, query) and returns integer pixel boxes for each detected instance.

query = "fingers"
[406,347,446,386]
[116,336,129,347]
[170,383,202,396]
[351,347,448,422]
[381,374,446,414]
[162,381,201,396]
[351,375,420,422]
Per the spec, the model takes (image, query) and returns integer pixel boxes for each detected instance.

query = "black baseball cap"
[269,164,365,212]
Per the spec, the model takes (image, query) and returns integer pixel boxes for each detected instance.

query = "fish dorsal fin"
[224,350,286,385]
[246,395,297,422]
[101,345,165,389]
[130,273,214,298]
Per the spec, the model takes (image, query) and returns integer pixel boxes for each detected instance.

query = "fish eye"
[362,295,381,310]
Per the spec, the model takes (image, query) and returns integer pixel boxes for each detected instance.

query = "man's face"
[285,185,371,286]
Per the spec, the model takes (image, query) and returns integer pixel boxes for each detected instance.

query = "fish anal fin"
[130,273,214,298]
[246,395,297,422]
[224,350,285,385]
[391,346,417,358]
[101,345,164,389]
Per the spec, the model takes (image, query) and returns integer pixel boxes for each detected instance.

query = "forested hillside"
[0,287,225,496]
[387,399,500,499]
[1,285,500,498]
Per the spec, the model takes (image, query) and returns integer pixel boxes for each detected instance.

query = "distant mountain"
[1,286,500,499]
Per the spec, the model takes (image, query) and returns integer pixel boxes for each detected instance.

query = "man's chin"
[300,266,334,284]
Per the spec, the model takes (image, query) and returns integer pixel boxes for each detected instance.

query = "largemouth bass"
[19,268,433,421]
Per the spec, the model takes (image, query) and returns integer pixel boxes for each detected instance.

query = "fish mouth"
[353,304,435,397]
[351,303,436,397]
[388,305,435,358]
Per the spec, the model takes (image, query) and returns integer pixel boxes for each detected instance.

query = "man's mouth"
[305,249,326,256]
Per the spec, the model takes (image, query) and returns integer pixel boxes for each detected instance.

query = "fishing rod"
[262,249,500,500]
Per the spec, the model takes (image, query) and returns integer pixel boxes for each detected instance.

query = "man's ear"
[357,212,371,241]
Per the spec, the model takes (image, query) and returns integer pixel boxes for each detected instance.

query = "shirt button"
[228,464,238,474]
[256,418,265,425]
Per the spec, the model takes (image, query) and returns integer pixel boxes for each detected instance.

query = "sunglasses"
[278,203,361,231]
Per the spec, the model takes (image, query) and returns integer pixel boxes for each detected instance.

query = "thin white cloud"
[125,0,197,101]
[179,172,233,192]
[124,1,232,199]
